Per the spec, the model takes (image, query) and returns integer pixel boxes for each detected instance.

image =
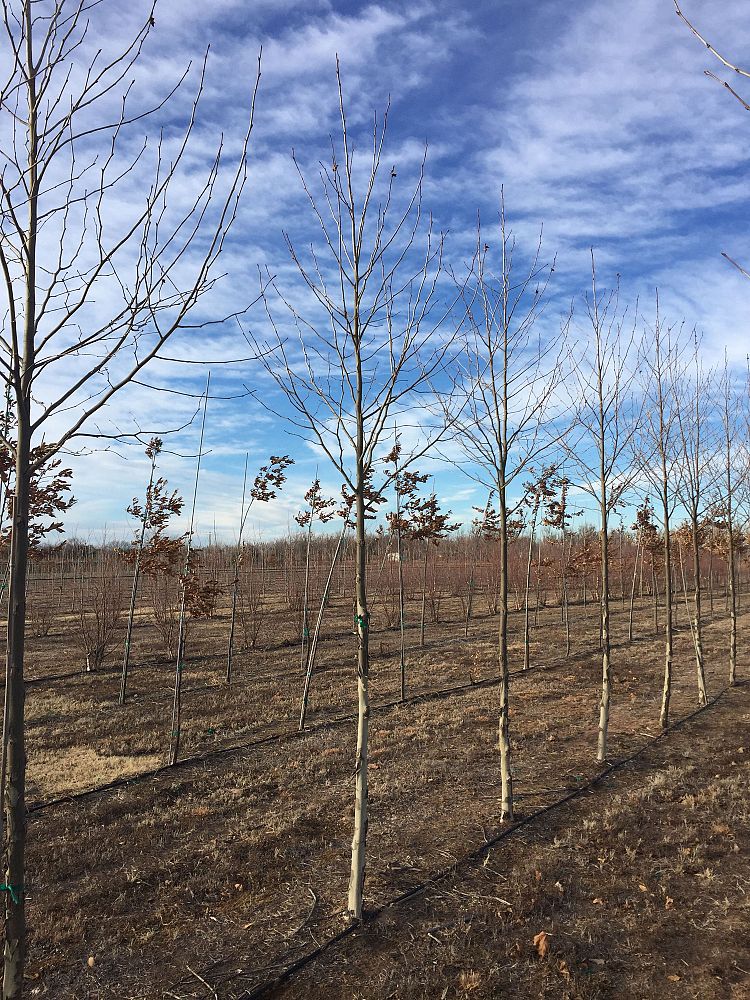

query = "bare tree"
[450,203,561,821]
[565,255,640,763]
[298,495,353,732]
[635,305,683,728]
[673,340,713,707]
[252,64,455,919]
[75,554,124,672]
[465,492,494,638]
[0,2,258,988]
[716,352,743,685]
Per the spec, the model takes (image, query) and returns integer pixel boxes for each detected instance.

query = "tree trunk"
[628,531,641,643]
[397,521,406,700]
[347,452,370,918]
[523,521,534,672]
[3,426,30,999]
[3,14,36,982]
[728,528,737,685]
[690,510,707,706]
[534,540,542,625]
[498,482,513,820]
[726,436,737,685]
[563,533,571,657]
[393,448,406,700]
[597,475,611,764]
[658,484,673,730]
[419,538,428,649]
[299,509,314,677]
[227,459,250,685]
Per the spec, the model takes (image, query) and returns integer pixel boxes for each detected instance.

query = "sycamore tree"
[0,1,258,992]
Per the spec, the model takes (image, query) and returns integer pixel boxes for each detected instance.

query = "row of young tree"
[20,509,748,693]
[0,0,747,992]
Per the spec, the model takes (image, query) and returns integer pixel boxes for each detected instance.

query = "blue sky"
[29,0,750,542]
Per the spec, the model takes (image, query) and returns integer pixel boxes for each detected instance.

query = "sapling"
[227,454,293,683]
[120,437,185,702]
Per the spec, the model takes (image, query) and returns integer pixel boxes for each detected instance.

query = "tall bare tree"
[716,353,742,685]
[451,203,561,821]
[0,2,258,990]
[673,340,712,707]
[253,64,455,919]
[565,255,640,763]
[636,305,683,728]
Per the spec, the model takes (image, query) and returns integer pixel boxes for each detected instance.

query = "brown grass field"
[15,571,750,999]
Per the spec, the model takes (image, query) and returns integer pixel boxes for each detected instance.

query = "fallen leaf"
[592,897,605,905]
[667,974,681,982]
[638,883,648,892]
[558,959,571,980]
[665,897,674,910]
[554,881,564,894]
[87,957,95,969]
[534,869,543,882]
[533,931,551,958]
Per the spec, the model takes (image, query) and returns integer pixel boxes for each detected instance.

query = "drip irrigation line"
[234,682,737,1000]
[26,606,734,814]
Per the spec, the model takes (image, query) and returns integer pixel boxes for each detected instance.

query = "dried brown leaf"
[533,931,551,958]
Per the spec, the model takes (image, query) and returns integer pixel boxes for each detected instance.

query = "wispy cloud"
[10,0,750,537]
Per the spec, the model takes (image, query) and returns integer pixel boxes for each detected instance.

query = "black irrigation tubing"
[235,682,738,1000]
[25,605,734,815]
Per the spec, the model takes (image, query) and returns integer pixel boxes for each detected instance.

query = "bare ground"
[15,589,749,999]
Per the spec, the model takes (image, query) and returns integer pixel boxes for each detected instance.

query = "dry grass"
[14,587,750,999]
